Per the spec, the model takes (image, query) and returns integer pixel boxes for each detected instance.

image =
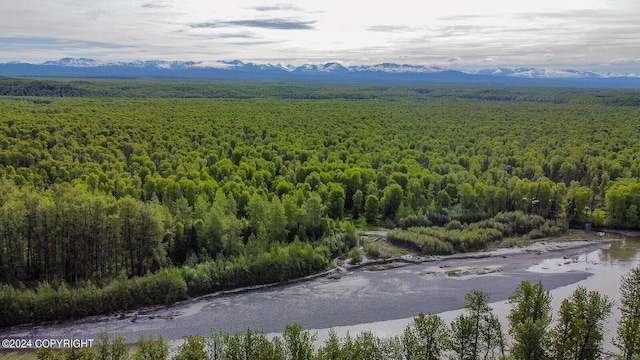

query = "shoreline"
[0,235,620,344]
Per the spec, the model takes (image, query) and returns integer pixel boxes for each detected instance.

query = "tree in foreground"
[352,331,384,359]
[402,313,450,360]
[615,265,640,360]
[507,280,552,360]
[224,328,283,360]
[205,329,226,360]
[451,290,504,360]
[316,329,343,359]
[132,335,169,360]
[172,335,206,360]
[550,286,612,360]
[450,314,476,360]
[282,323,316,360]
[94,332,128,360]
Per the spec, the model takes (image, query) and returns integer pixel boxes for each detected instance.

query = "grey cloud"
[439,14,483,21]
[432,24,547,39]
[226,40,284,46]
[609,58,640,64]
[516,9,605,21]
[435,25,483,37]
[446,56,463,65]
[367,25,416,33]
[441,9,605,23]
[216,32,257,39]
[427,25,499,39]
[230,19,314,29]
[141,2,167,9]
[192,19,315,30]
[0,37,126,51]
[253,4,300,12]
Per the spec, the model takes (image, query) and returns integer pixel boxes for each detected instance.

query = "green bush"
[349,247,363,264]
[445,220,464,230]
[397,214,432,229]
[366,242,382,259]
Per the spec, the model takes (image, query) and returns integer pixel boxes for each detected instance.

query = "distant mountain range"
[1,58,638,88]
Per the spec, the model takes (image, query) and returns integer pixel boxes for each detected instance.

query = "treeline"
[3,76,640,104]
[0,181,171,284]
[0,240,329,327]
[34,265,640,360]
[0,77,89,97]
[0,178,357,285]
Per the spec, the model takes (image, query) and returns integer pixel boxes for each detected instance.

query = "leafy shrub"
[366,242,382,259]
[349,247,363,264]
[445,220,464,230]
[388,211,566,256]
[397,214,432,229]
[493,211,546,236]
[388,229,454,255]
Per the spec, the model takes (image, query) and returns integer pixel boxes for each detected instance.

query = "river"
[308,235,640,356]
[1,234,639,356]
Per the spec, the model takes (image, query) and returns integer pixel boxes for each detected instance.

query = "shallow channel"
[307,235,640,355]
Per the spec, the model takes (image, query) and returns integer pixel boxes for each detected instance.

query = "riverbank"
[339,229,617,274]
[0,233,622,346]
[308,234,640,358]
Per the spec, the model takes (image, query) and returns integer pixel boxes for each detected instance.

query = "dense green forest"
[3,75,640,104]
[0,78,639,326]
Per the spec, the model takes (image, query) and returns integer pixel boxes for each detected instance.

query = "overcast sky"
[1,0,639,74]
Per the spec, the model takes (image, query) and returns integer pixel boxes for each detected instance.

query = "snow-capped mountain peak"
[353,63,444,73]
[32,58,615,79]
[43,58,109,67]
[474,67,602,79]
[2,58,638,87]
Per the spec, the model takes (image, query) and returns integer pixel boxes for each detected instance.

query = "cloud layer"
[191,19,315,30]
[1,0,638,74]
